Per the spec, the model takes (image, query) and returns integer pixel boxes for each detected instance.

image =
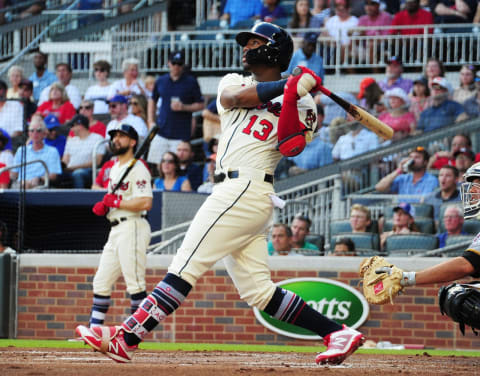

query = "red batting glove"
[92,201,109,216]
[284,66,323,101]
[103,193,122,208]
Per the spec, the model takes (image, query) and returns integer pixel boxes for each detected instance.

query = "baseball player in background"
[77,22,365,365]
[88,124,152,328]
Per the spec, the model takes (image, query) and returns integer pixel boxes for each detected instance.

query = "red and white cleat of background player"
[315,325,365,365]
[76,325,136,363]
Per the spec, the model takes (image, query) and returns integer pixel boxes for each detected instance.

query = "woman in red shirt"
[36,82,76,124]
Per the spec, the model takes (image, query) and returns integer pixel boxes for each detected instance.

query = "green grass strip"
[1,339,480,357]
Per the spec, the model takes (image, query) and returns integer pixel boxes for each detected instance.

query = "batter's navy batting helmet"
[236,22,293,72]
[108,124,139,142]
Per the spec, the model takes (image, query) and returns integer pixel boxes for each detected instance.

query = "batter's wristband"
[256,79,288,103]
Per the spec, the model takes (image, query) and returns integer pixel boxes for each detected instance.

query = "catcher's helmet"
[235,22,293,71]
[461,162,480,219]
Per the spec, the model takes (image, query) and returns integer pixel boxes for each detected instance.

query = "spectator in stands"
[18,79,36,122]
[202,99,220,146]
[270,223,298,256]
[0,131,13,168]
[464,71,480,119]
[321,0,359,61]
[288,133,333,175]
[143,75,156,99]
[0,160,9,188]
[38,63,81,109]
[380,203,420,250]
[390,0,433,35]
[84,60,112,115]
[77,0,104,26]
[378,87,416,142]
[375,146,439,198]
[285,33,325,82]
[315,91,358,124]
[0,221,15,254]
[0,80,24,142]
[197,153,216,194]
[36,82,76,125]
[92,157,116,190]
[290,214,319,250]
[106,94,148,141]
[357,77,385,115]
[43,114,66,158]
[62,114,105,189]
[417,77,467,133]
[108,58,147,100]
[220,0,262,28]
[333,237,356,256]
[147,50,204,165]
[176,141,203,191]
[428,134,471,169]
[129,94,148,125]
[409,77,431,121]
[6,65,24,99]
[10,115,61,189]
[68,100,106,138]
[422,165,461,221]
[290,0,326,35]
[431,0,478,30]
[378,56,413,94]
[453,64,477,104]
[313,105,331,145]
[423,57,445,88]
[29,52,56,103]
[332,116,379,161]
[454,147,476,178]
[350,204,372,233]
[328,117,348,145]
[260,0,287,22]
[18,1,45,19]
[437,205,467,248]
[311,0,331,23]
[153,151,192,192]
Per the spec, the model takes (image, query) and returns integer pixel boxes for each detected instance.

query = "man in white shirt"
[106,95,148,141]
[62,114,106,188]
[38,63,81,109]
[331,120,379,161]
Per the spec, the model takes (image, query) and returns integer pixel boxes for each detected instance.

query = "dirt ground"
[1,348,480,376]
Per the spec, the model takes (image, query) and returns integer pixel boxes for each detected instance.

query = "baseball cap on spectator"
[413,76,428,86]
[44,114,61,129]
[454,147,475,161]
[303,32,319,44]
[357,77,376,99]
[169,50,185,65]
[385,87,410,106]
[19,79,33,90]
[393,202,415,218]
[411,145,430,161]
[70,114,89,129]
[431,76,453,93]
[387,56,402,65]
[108,94,128,104]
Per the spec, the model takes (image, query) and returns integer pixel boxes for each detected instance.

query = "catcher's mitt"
[359,256,405,305]
[439,282,480,336]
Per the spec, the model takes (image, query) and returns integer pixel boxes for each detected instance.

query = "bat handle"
[291,66,331,96]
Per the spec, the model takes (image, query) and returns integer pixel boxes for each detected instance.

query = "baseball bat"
[111,125,159,194]
[292,67,394,140]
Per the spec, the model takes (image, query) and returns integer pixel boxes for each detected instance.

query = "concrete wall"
[16,254,480,349]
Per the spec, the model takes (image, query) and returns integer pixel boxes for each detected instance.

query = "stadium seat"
[383,217,435,234]
[384,234,438,256]
[330,233,380,252]
[196,19,221,30]
[384,203,434,219]
[330,220,352,236]
[232,19,255,29]
[462,220,480,236]
[445,234,474,247]
[305,234,325,253]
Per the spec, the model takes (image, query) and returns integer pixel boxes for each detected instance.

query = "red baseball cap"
[357,77,376,99]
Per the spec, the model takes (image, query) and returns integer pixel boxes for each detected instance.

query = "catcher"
[360,162,480,335]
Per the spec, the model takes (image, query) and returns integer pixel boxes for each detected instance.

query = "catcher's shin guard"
[315,325,365,365]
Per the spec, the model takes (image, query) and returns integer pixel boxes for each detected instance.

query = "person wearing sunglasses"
[68,100,106,138]
[84,60,112,115]
[105,95,148,142]
[152,151,191,192]
[128,94,148,125]
[146,50,204,165]
[10,114,62,189]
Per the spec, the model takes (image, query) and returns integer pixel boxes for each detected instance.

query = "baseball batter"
[88,124,152,327]
[77,22,365,365]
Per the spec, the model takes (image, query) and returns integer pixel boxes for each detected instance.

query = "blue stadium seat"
[385,234,438,256]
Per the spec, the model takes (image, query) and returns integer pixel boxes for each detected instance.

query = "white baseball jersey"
[216,73,318,175]
[106,158,153,222]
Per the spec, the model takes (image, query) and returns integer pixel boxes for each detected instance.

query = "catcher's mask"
[235,22,293,72]
[461,162,480,219]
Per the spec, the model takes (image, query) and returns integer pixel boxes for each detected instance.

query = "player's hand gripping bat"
[292,66,393,140]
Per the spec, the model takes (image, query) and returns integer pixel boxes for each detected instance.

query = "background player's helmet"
[108,124,139,151]
[460,162,480,219]
[235,22,293,71]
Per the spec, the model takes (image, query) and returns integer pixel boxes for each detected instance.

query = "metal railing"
[0,160,50,189]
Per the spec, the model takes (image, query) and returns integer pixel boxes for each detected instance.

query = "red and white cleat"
[76,325,136,363]
[315,325,365,365]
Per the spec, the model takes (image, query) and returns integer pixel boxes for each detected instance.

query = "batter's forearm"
[119,196,153,212]
[220,86,262,109]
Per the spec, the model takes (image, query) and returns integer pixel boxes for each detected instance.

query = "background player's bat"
[111,125,159,194]
[292,67,394,140]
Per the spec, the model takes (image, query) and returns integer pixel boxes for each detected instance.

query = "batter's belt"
[214,170,274,184]
[110,214,147,227]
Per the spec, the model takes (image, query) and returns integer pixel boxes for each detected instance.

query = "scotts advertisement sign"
[253,278,369,340]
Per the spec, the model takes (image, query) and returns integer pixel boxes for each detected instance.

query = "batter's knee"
[238,280,276,311]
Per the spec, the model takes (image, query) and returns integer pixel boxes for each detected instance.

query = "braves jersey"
[106,158,153,221]
[216,73,318,175]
